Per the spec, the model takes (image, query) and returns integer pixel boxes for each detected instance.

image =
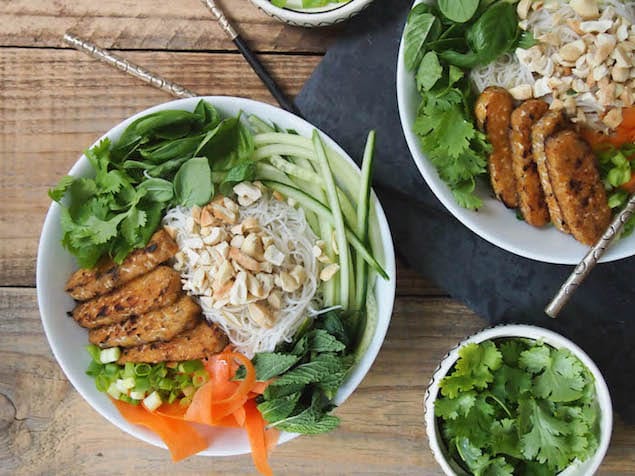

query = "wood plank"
[0,0,338,52]
[1,289,632,474]
[0,48,319,287]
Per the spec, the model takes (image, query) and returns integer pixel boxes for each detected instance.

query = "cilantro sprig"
[404,2,527,210]
[435,339,600,475]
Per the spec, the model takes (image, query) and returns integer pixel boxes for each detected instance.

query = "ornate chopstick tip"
[62,32,199,99]
[201,0,239,40]
[545,194,635,318]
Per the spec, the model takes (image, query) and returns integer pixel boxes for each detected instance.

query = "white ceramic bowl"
[396,0,635,265]
[249,0,375,27]
[424,324,613,475]
[36,96,396,457]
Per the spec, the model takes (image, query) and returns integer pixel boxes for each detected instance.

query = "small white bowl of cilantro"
[424,324,612,475]
[248,0,374,27]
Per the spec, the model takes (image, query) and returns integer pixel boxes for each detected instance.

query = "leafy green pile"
[598,143,635,237]
[435,339,600,475]
[49,100,255,268]
[238,311,356,434]
[404,1,529,209]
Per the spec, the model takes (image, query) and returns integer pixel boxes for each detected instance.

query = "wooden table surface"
[1,1,634,474]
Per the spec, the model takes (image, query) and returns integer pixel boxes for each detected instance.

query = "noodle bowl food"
[398,0,635,262]
[38,97,396,472]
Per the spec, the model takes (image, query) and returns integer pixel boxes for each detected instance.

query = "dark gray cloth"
[296,0,635,420]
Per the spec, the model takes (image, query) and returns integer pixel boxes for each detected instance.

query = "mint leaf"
[272,408,340,435]
[307,329,346,353]
[271,353,344,387]
[257,392,301,423]
[251,352,300,381]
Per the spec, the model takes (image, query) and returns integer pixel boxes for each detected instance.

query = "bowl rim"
[395,0,633,265]
[248,0,375,23]
[423,324,614,476]
[36,95,397,457]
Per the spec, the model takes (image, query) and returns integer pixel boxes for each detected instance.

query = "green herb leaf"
[136,178,174,203]
[404,7,441,71]
[416,51,444,92]
[271,353,346,387]
[438,0,479,23]
[257,392,301,422]
[307,329,346,353]
[173,157,213,207]
[272,408,340,435]
[251,352,301,381]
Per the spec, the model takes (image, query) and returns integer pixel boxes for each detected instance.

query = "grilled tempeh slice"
[532,109,571,233]
[510,99,551,227]
[72,266,182,329]
[545,130,611,246]
[475,86,518,208]
[88,295,201,348]
[117,321,229,364]
[65,229,178,301]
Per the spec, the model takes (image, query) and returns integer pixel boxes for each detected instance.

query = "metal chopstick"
[63,33,198,99]
[545,194,635,318]
[200,0,302,117]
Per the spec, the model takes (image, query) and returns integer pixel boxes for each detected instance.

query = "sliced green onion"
[158,378,175,391]
[99,347,121,364]
[134,377,151,393]
[130,390,146,400]
[115,377,135,393]
[104,363,120,376]
[182,386,196,398]
[85,360,103,377]
[168,391,179,404]
[107,382,122,400]
[95,374,110,392]
[86,344,101,363]
[123,362,136,378]
[178,360,204,374]
[143,391,163,412]
[179,397,192,407]
[192,369,209,387]
[135,363,151,377]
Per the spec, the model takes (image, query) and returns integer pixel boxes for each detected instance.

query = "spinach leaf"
[218,161,256,196]
[404,6,441,71]
[173,157,213,207]
[416,51,444,92]
[136,178,174,203]
[466,2,519,65]
[438,0,479,23]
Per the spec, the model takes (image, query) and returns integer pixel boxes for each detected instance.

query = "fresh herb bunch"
[49,100,255,268]
[597,143,635,237]
[86,344,208,406]
[435,339,600,475]
[404,1,530,209]
[236,310,356,434]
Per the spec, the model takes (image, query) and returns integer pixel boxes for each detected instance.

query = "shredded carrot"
[244,399,275,476]
[112,349,275,474]
[583,107,635,149]
[113,399,208,462]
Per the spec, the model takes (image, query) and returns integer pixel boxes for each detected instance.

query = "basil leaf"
[173,157,213,207]
[416,51,444,92]
[136,178,174,203]
[438,0,479,23]
[466,2,519,65]
[218,161,255,196]
[404,7,441,71]
[138,134,203,163]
